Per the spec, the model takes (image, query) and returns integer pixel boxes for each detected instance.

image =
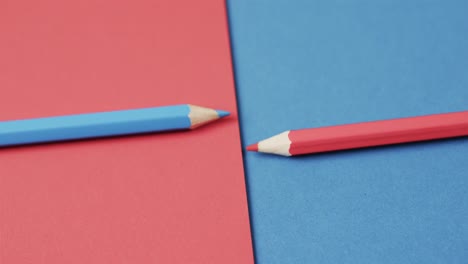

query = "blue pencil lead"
[216,110,230,118]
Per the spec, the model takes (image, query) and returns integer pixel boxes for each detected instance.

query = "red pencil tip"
[246,143,258,152]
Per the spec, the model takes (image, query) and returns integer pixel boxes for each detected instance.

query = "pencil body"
[0,104,228,147]
[248,111,468,156]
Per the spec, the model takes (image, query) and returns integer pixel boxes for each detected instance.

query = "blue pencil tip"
[216,110,230,118]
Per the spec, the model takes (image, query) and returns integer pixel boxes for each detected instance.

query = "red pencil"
[247,111,468,156]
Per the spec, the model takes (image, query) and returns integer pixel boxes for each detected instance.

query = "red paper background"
[0,0,253,263]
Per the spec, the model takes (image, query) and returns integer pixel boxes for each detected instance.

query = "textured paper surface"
[0,1,253,263]
[228,0,468,263]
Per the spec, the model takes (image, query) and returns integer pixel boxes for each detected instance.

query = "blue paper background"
[227,0,468,263]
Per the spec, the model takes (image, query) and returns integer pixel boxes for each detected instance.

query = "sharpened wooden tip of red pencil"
[246,110,468,157]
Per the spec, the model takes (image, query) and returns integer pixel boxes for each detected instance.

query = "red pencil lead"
[246,144,258,152]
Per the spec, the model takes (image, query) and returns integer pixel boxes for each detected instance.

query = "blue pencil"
[0,104,230,147]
